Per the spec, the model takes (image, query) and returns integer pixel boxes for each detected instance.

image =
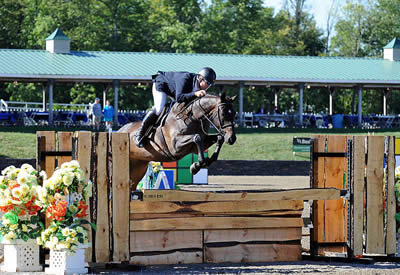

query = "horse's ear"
[220,92,226,101]
[230,95,237,102]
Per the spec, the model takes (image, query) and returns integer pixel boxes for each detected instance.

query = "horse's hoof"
[190,163,200,175]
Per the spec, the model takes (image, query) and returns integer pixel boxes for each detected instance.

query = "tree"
[325,0,341,54]
[330,1,370,57]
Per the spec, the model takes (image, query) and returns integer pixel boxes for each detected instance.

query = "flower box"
[45,244,88,275]
[0,239,42,272]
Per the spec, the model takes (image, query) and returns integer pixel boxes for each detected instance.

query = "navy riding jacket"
[152,71,198,103]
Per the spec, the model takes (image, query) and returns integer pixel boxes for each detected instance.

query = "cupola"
[383,38,400,61]
[45,28,70,54]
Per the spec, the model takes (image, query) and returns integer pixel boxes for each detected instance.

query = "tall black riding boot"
[133,110,158,148]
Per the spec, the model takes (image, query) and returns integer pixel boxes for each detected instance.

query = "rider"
[133,67,217,148]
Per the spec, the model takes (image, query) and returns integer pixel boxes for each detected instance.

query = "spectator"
[92,98,102,131]
[103,100,114,131]
[257,104,266,114]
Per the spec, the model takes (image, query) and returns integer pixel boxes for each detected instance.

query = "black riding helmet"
[198,67,216,86]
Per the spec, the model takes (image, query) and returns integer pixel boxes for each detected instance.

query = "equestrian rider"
[133,67,217,148]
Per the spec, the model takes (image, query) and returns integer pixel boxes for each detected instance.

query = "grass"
[1,126,400,160]
[0,132,37,159]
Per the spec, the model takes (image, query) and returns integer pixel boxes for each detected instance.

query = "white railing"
[4,101,91,112]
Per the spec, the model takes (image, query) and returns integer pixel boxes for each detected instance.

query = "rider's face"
[199,77,210,90]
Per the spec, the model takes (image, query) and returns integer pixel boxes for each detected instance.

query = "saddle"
[144,101,176,138]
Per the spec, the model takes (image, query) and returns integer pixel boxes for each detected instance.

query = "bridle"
[176,96,234,136]
[195,97,234,136]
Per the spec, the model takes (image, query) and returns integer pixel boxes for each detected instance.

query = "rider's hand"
[195,90,206,97]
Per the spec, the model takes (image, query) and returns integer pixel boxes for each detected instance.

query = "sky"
[265,0,337,30]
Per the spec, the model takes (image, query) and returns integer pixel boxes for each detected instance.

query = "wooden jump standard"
[311,135,398,258]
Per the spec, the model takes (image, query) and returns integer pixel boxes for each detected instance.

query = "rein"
[176,96,233,136]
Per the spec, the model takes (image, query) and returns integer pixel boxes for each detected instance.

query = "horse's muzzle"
[225,134,236,145]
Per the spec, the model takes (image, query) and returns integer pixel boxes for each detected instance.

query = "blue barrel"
[332,114,344,128]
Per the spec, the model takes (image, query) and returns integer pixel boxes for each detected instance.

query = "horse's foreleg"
[206,134,224,164]
[130,160,149,191]
[190,134,206,175]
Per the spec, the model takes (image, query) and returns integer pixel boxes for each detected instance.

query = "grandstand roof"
[1,48,400,88]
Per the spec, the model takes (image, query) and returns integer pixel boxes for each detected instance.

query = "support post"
[239,81,244,127]
[357,85,362,128]
[113,80,119,125]
[329,86,335,116]
[298,83,304,126]
[42,84,47,112]
[274,87,281,109]
[48,79,54,126]
[383,89,388,115]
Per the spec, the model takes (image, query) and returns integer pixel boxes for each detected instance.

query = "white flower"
[36,237,43,245]
[62,227,70,236]
[76,169,85,181]
[11,187,22,198]
[17,170,29,185]
[4,231,16,241]
[1,165,15,176]
[21,224,28,232]
[69,229,76,238]
[21,163,35,174]
[68,160,80,169]
[50,236,59,245]
[9,224,18,231]
[39,170,47,180]
[2,217,10,225]
[45,241,55,250]
[0,176,5,184]
[20,184,30,196]
[62,173,74,186]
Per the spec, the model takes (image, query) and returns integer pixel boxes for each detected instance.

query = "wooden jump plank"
[130,230,203,252]
[366,136,385,254]
[324,135,347,244]
[130,210,303,220]
[76,131,93,261]
[130,251,203,265]
[94,133,110,262]
[57,132,73,166]
[130,217,303,231]
[37,131,56,177]
[353,136,365,256]
[204,243,301,263]
[204,228,302,243]
[111,133,130,261]
[140,188,341,202]
[386,136,397,254]
[130,200,304,214]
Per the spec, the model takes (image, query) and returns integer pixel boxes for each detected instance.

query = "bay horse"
[118,92,237,190]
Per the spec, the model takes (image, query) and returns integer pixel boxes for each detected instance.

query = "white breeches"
[152,83,167,115]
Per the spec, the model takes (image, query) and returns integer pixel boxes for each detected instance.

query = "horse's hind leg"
[130,159,149,191]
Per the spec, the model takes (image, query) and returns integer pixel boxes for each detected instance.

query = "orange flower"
[75,201,88,218]
[8,180,19,189]
[46,200,68,221]
[0,205,13,213]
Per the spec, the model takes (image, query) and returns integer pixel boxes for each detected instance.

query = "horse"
[118,92,237,190]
